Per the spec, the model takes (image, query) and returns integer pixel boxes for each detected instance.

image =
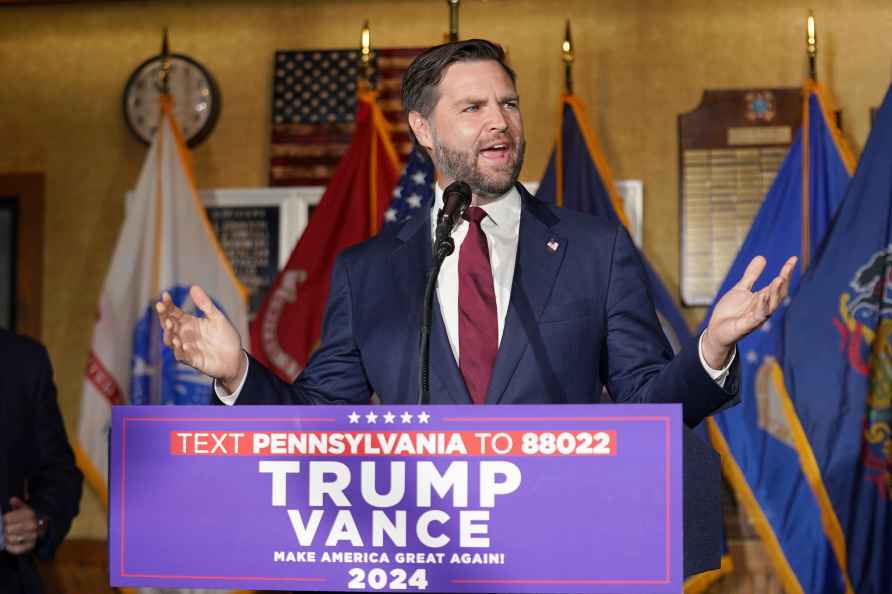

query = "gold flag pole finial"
[447,0,460,42]
[158,28,172,95]
[562,20,574,94]
[360,20,373,91]
[806,11,817,81]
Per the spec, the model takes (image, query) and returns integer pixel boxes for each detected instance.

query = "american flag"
[269,47,424,186]
[381,148,435,230]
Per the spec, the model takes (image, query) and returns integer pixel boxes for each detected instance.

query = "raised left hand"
[3,497,39,555]
[702,255,798,369]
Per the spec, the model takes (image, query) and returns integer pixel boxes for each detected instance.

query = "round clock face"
[123,53,221,148]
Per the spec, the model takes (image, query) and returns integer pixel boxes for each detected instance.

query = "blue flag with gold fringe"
[536,93,692,351]
[704,82,856,594]
[535,93,733,586]
[782,83,892,594]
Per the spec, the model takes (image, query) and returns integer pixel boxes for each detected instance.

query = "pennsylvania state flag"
[705,81,856,594]
[535,93,691,351]
[782,83,892,594]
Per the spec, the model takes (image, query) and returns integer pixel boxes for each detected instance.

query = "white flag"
[78,97,247,489]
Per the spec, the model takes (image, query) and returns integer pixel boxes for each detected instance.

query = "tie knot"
[463,206,488,225]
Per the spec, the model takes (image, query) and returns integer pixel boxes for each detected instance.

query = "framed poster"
[200,188,321,318]
[678,89,801,306]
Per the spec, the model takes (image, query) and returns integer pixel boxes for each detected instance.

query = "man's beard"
[431,132,526,200]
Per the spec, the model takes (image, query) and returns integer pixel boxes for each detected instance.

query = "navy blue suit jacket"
[242,185,738,422]
[238,184,739,576]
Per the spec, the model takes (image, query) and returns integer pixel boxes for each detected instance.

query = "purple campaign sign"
[109,404,682,593]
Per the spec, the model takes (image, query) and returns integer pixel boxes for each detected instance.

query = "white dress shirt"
[433,184,521,360]
[216,184,733,404]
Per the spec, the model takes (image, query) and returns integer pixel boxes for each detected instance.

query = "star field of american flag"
[381,148,435,230]
[269,47,424,187]
[272,50,362,125]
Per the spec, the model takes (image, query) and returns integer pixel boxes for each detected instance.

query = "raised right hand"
[156,285,245,388]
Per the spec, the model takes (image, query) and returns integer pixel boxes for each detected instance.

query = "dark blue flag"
[536,93,692,355]
[535,93,732,591]
[782,83,892,594]
[705,82,856,594]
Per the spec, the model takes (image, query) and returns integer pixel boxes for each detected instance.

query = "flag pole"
[562,19,574,94]
[447,0,460,42]
[158,28,172,95]
[360,20,374,91]
[806,11,817,81]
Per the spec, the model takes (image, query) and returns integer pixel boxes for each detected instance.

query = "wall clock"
[123,51,221,147]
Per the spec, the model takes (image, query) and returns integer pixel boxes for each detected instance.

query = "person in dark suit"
[155,39,795,575]
[0,329,83,593]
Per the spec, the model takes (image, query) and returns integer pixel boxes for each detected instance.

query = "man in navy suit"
[157,38,793,420]
[156,39,795,574]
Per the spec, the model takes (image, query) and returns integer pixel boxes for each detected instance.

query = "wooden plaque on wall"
[678,88,801,306]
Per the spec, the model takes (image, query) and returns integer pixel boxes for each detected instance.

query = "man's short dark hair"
[401,39,517,156]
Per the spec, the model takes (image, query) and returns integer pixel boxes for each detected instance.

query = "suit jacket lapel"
[487,187,566,404]
[390,213,471,405]
[430,292,473,404]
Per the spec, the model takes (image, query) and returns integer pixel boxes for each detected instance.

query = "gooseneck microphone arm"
[419,181,471,405]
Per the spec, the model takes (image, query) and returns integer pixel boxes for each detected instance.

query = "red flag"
[250,90,401,380]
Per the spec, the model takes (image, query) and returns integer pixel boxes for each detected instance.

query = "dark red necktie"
[458,206,498,405]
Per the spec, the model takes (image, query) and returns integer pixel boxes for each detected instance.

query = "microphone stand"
[417,180,470,405]
[418,219,455,405]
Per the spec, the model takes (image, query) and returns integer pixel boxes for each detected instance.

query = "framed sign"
[678,89,801,306]
[200,187,320,318]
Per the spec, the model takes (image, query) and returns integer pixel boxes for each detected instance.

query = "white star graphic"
[365,411,379,424]
[400,411,414,424]
[416,411,431,424]
[782,296,792,307]
[406,194,422,209]
[348,411,360,424]
[761,320,772,332]
[392,186,403,198]
[746,350,759,364]
[411,171,427,185]
[384,208,397,222]
[383,411,396,424]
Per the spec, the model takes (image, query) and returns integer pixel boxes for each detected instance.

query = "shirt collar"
[432,183,522,230]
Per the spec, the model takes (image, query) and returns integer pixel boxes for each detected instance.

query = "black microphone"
[434,181,472,256]
[420,180,471,405]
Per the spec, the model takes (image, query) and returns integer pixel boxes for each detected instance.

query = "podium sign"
[109,404,682,593]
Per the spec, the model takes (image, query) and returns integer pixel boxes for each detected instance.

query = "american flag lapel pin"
[546,238,560,252]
